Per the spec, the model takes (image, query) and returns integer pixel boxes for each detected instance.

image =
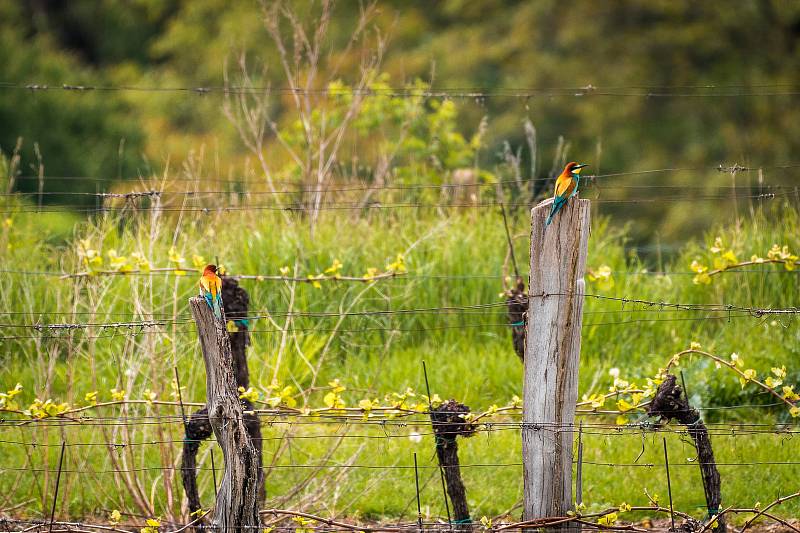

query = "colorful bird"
[545,162,588,226]
[199,264,223,320]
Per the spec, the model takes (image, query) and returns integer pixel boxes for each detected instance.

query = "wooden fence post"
[522,198,590,529]
[182,277,264,522]
[221,277,266,504]
[189,297,260,532]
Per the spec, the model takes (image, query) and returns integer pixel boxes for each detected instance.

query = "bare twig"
[260,508,406,532]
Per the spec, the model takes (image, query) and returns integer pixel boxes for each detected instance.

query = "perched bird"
[545,162,588,226]
[199,264,223,320]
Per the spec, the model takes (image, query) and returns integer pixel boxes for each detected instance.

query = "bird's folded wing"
[555,177,575,198]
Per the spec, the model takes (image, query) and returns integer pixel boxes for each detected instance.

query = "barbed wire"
[0,419,797,445]
[0,302,507,329]
[3,80,800,98]
[2,409,798,429]
[2,181,798,199]
[0,519,536,533]
[0,268,798,280]
[0,306,770,318]
[57,269,406,282]
[3,457,800,476]
[0,294,795,332]
[0,517,483,532]
[9,161,798,187]
[0,515,730,533]
[0,191,792,215]
[0,313,785,340]
[0,311,776,335]
[0,314,759,341]
[578,293,800,317]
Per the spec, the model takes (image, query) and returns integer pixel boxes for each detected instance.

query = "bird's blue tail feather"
[545,199,562,226]
[213,295,222,320]
[204,292,223,320]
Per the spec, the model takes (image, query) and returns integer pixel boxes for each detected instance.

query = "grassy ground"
[1,194,799,524]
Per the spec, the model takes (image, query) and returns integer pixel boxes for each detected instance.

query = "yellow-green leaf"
[597,512,618,526]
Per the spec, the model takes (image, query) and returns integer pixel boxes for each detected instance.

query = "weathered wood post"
[221,277,266,504]
[189,297,260,532]
[182,277,265,522]
[522,198,590,530]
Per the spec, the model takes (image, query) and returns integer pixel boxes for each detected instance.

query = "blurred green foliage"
[0,2,149,201]
[1,0,800,235]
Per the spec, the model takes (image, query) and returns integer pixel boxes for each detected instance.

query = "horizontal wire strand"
[0,191,792,214]
[0,293,795,331]
[3,81,800,98]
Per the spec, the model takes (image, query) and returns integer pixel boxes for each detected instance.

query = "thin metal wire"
[0,307,775,318]
[0,191,790,214]
[1,292,796,331]
[0,267,798,279]
[1,421,798,448]
[3,80,800,98]
[7,162,800,187]
[2,414,798,430]
[0,312,777,340]
[3,181,798,198]
[4,456,800,475]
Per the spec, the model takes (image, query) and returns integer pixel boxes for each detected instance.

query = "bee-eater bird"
[545,162,588,226]
[199,264,223,320]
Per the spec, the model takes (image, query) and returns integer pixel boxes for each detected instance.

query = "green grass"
[1,198,800,524]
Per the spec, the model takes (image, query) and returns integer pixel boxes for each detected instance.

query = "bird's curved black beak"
[574,164,588,170]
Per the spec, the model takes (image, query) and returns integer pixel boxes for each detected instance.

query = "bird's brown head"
[204,264,218,275]
[564,162,589,175]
